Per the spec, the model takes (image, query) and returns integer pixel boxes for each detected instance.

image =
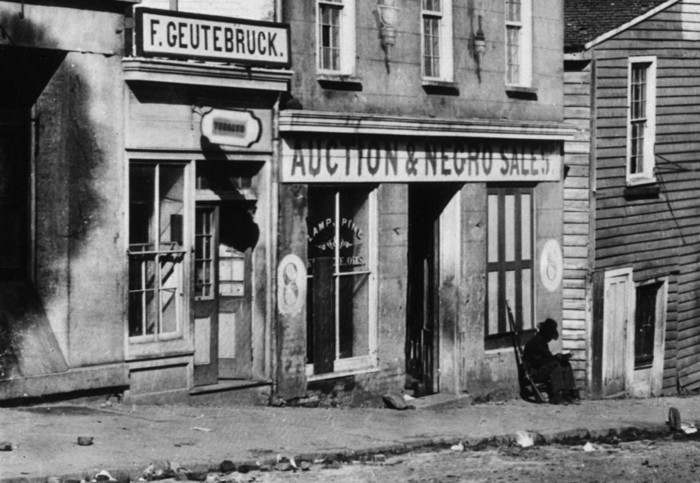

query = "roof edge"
[583,0,681,50]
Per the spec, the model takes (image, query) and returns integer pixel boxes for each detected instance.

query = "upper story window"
[505,0,532,87]
[422,0,453,82]
[627,57,657,185]
[317,0,356,75]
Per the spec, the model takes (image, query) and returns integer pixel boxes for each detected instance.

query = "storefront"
[276,110,573,403]
[122,7,291,402]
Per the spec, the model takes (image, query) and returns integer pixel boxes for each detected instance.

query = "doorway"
[193,162,259,387]
[406,184,456,396]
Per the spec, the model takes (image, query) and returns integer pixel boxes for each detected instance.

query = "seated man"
[523,318,578,404]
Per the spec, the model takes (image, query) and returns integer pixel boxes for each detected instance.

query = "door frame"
[601,267,635,397]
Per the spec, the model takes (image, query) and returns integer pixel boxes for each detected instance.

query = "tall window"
[128,163,186,340]
[422,0,453,81]
[505,0,532,86]
[306,187,376,375]
[318,0,356,74]
[628,57,657,184]
[486,187,534,345]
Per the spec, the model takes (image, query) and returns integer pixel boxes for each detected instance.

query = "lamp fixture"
[377,0,400,71]
[474,15,486,82]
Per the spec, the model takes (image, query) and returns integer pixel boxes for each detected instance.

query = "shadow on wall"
[0,10,109,380]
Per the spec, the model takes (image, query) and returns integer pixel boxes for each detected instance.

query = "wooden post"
[591,269,605,398]
[312,257,334,374]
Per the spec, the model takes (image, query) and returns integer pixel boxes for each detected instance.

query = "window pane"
[506,26,520,84]
[522,268,532,329]
[505,194,515,262]
[129,166,155,249]
[160,253,183,334]
[338,188,370,274]
[319,4,341,70]
[506,0,521,21]
[423,17,440,77]
[521,193,531,260]
[488,194,499,262]
[338,272,370,359]
[307,188,336,273]
[159,165,184,249]
[487,271,499,335]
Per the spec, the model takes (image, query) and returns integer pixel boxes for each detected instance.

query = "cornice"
[122,57,293,92]
[279,110,576,141]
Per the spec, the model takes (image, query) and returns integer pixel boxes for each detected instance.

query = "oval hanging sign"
[201,109,262,148]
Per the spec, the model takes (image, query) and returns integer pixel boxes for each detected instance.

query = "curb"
[0,423,674,483]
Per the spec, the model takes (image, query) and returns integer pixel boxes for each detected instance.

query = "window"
[306,186,376,375]
[195,206,216,299]
[634,282,662,368]
[317,0,356,75]
[486,187,534,345]
[128,163,186,340]
[422,0,453,81]
[628,57,657,184]
[505,0,532,86]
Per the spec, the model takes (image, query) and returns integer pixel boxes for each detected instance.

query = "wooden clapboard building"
[563,0,700,398]
[275,0,574,405]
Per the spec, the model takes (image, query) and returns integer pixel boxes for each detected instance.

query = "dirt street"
[225,436,700,482]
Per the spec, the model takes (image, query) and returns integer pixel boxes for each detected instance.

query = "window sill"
[506,85,538,100]
[317,74,363,91]
[624,181,660,200]
[485,329,536,351]
[422,80,460,96]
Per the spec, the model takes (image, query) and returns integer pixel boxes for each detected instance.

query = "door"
[193,200,256,386]
[406,185,441,396]
[602,268,634,396]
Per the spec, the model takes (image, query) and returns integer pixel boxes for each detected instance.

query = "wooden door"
[193,205,219,386]
[603,269,633,396]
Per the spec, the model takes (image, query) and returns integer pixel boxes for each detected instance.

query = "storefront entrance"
[193,163,259,387]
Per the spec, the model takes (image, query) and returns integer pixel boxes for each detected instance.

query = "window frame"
[505,0,532,88]
[421,0,454,82]
[305,186,378,379]
[317,0,357,76]
[485,185,535,348]
[627,56,657,185]
[127,160,193,355]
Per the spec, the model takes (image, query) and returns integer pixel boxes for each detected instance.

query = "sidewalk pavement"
[1,394,698,483]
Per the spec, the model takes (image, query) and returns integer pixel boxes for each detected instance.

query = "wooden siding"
[591,0,700,393]
[563,63,593,389]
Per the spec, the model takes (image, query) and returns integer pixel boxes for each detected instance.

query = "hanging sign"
[201,109,262,148]
[281,137,561,183]
[133,7,291,67]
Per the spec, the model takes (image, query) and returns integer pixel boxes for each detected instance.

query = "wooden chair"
[506,301,548,403]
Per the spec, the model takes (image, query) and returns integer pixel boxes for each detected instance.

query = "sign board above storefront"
[201,109,262,148]
[132,7,291,67]
[281,137,562,183]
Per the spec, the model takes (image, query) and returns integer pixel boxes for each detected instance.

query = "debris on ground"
[0,441,12,451]
[77,436,94,446]
[219,460,236,473]
[382,392,415,410]
[191,427,213,432]
[515,431,534,448]
[450,442,465,451]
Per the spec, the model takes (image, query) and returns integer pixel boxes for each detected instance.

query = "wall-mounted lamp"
[377,0,400,71]
[474,15,486,82]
